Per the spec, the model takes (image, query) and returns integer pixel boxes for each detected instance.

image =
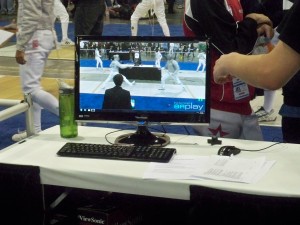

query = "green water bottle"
[59,87,78,138]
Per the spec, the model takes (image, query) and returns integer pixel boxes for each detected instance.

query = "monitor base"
[114,124,170,147]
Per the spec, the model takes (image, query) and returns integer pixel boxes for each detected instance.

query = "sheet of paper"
[143,155,275,184]
[250,160,276,183]
[192,156,275,183]
[143,155,209,180]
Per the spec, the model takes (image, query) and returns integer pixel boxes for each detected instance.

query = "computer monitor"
[75,36,210,147]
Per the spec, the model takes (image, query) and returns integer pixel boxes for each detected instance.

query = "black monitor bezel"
[75,35,211,125]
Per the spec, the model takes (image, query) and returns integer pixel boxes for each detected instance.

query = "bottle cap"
[59,87,74,94]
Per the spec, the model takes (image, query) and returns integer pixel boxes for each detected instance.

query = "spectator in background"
[176,0,184,9]
[13,0,59,141]
[166,0,175,14]
[95,47,104,70]
[196,50,206,72]
[54,0,74,46]
[183,0,274,141]
[131,0,170,36]
[108,0,134,20]
[73,0,112,36]
[0,0,15,15]
[253,32,280,123]
[155,48,162,68]
[214,0,300,143]
[253,0,284,123]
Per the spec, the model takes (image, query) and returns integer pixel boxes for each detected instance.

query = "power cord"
[239,142,281,152]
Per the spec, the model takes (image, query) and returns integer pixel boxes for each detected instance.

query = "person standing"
[155,48,162,68]
[175,0,184,9]
[0,0,15,15]
[277,0,300,144]
[53,0,74,46]
[183,0,274,141]
[166,0,175,14]
[196,50,206,72]
[253,0,284,122]
[213,0,299,88]
[212,1,300,143]
[253,32,280,122]
[13,0,59,141]
[130,0,170,36]
[101,54,135,89]
[280,69,300,144]
[160,54,185,91]
[73,0,112,36]
[95,47,104,70]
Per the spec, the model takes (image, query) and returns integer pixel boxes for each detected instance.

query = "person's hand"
[15,50,26,65]
[245,13,273,27]
[257,23,274,39]
[213,54,235,84]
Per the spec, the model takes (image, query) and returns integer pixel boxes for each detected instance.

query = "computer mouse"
[218,146,241,156]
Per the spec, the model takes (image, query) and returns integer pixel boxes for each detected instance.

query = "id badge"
[232,78,250,100]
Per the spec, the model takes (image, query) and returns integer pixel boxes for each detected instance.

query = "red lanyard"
[225,0,243,21]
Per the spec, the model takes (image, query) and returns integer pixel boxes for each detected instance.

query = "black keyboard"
[57,142,176,163]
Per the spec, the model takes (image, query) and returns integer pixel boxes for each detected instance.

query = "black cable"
[104,129,125,144]
[240,142,281,152]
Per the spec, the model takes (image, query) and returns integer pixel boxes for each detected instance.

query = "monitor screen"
[75,36,210,146]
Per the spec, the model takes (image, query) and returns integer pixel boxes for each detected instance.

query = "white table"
[0,125,300,200]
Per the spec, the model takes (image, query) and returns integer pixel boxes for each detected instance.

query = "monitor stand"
[114,121,170,147]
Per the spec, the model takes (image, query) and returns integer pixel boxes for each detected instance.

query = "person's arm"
[116,61,131,69]
[213,40,300,90]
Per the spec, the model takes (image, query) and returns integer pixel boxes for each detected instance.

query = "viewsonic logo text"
[78,215,105,224]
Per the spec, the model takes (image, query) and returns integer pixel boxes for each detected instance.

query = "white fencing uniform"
[131,0,170,36]
[155,50,162,68]
[95,48,103,70]
[196,52,206,72]
[17,0,59,134]
[101,55,135,89]
[160,58,184,90]
[53,0,71,42]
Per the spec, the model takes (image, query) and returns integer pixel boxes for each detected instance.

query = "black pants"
[167,0,175,13]
[282,117,300,144]
[74,0,106,36]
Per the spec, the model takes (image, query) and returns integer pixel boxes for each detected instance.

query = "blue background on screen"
[80,93,206,113]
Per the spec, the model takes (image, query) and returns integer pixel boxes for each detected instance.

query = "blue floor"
[0,21,184,43]
[0,106,283,150]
